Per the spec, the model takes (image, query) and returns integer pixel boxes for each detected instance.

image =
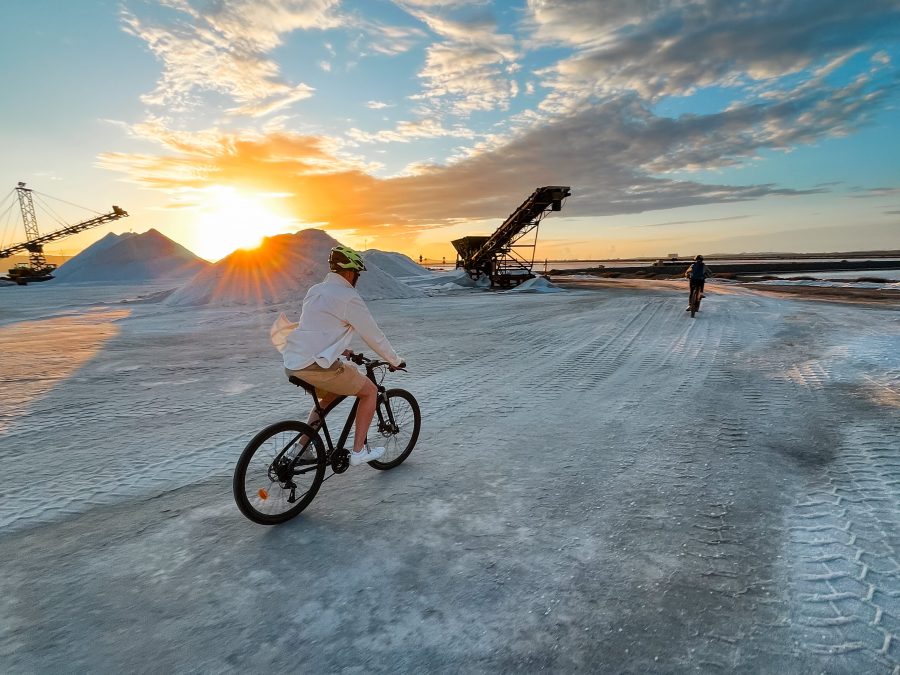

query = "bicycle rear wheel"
[233,421,326,524]
[367,389,421,470]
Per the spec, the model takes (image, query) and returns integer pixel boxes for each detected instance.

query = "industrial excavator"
[451,186,571,287]
[0,182,128,284]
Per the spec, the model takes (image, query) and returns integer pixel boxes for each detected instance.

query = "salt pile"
[363,250,430,278]
[53,229,209,283]
[503,276,563,293]
[167,229,423,306]
[50,231,127,281]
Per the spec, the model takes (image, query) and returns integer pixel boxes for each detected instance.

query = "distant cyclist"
[271,245,406,466]
[684,255,713,311]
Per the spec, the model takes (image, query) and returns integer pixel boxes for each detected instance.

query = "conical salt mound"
[167,229,422,306]
[363,250,431,277]
[53,229,208,283]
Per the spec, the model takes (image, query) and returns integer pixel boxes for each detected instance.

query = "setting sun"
[192,186,297,261]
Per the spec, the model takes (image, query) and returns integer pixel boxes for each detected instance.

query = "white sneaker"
[297,446,317,464]
[349,446,385,466]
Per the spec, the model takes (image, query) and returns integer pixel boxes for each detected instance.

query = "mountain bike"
[689,283,702,318]
[233,353,421,525]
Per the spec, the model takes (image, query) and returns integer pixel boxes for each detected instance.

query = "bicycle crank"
[331,448,350,474]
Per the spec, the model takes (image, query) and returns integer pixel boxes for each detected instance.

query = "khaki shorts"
[286,360,368,397]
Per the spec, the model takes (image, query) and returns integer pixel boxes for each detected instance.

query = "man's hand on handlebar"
[344,351,407,370]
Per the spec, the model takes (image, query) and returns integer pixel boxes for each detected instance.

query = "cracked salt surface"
[0,276,898,672]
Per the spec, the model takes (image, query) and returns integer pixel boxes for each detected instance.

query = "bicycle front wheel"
[367,389,421,470]
[233,421,326,524]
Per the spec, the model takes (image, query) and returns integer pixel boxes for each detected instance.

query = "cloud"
[399,0,487,6]
[347,119,477,143]
[101,0,900,253]
[872,51,892,65]
[363,21,428,55]
[849,186,900,198]
[100,75,875,248]
[122,0,341,117]
[639,215,751,228]
[412,42,519,114]
[403,6,520,115]
[656,78,897,172]
[526,0,900,103]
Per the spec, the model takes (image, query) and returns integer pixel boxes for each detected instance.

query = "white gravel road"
[1,280,898,672]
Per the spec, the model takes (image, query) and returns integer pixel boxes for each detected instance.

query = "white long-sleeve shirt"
[272,272,402,369]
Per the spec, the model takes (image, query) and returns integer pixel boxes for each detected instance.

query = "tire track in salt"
[589,296,796,669]
[777,308,900,672]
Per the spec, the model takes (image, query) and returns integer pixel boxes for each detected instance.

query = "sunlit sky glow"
[1,0,898,262]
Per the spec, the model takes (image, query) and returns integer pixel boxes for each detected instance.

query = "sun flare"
[193,186,296,261]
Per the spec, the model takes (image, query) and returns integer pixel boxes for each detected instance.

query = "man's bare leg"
[352,379,378,453]
[306,391,338,429]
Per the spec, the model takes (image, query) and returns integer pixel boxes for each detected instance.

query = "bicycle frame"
[304,367,398,460]
[315,394,358,457]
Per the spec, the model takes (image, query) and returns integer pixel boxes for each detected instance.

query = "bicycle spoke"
[369,392,418,464]
[235,423,325,522]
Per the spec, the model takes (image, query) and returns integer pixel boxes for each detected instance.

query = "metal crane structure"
[451,185,571,287]
[0,182,128,284]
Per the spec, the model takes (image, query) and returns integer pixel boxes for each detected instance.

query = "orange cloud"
[100,78,870,252]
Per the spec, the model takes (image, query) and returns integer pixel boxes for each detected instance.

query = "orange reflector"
[258,488,269,500]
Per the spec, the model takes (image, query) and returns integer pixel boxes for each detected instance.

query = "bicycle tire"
[233,420,326,525]
[367,389,421,470]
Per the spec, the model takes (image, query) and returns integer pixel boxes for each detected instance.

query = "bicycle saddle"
[287,375,317,396]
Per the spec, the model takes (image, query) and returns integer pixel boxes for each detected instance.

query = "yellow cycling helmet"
[329,245,367,273]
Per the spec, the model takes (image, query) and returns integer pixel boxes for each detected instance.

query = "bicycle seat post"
[287,374,327,431]
[310,390,326,430]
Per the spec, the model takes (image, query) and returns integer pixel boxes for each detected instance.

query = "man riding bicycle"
[271,245,405,466]
[684,254,712,310]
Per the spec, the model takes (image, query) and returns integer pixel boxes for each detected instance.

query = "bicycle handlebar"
[346,351,407,372]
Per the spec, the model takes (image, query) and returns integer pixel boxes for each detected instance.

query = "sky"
[0,0,898,263]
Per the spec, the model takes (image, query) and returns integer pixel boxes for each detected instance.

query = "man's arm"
[344,295,402,367]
